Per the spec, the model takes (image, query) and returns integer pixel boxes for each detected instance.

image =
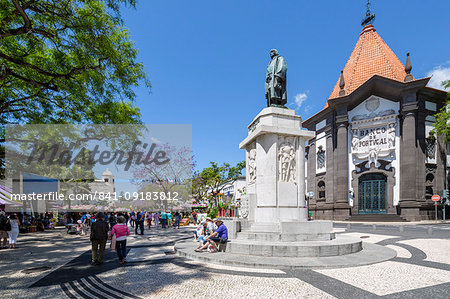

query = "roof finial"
[361,0,375,27]
[404,52,413,82]
[339,70,345,96]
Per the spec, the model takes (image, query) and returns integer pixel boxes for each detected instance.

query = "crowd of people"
[80,210,187,266]
[0,208,226,264]
[0,211,57,249]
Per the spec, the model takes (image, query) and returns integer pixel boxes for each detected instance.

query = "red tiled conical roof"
[326,25,411,107]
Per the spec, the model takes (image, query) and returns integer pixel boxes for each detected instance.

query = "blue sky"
[120,0,450,172]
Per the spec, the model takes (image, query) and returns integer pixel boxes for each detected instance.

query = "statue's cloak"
[265,55,287,105]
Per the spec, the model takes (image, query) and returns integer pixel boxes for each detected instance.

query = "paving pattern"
[60,275,140,299]
[1,223,449,298]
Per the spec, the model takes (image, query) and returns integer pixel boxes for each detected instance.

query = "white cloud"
[304,105,313,114]
[294,93,308,109]
[426,65,450,90]
[150,137,161,144]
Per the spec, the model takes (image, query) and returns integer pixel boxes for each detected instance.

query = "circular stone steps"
[174,239,397,269]
[236,231,336,242]
[228,235,361,257]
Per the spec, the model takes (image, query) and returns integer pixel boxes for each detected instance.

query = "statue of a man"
[265,49,287,107]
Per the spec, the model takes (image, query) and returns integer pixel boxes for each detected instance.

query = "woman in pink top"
[111,216,130,264]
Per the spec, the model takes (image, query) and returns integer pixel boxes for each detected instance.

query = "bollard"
[372,224,376,231]
[347,223,351,230]
[427,227,433,235]
[399,226,404,232]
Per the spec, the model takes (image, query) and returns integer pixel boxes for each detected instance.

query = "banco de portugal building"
[303,24,448,221]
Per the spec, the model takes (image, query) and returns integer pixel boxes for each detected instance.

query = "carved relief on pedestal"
[278,137,296,183]
[247,147,256,184]
[239,187,249,219]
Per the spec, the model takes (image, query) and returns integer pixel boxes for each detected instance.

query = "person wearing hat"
[90,212,109,265]
[195,219,227,253]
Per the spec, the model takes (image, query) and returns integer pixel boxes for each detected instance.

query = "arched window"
[317,146,325,169]
[318,180,325,199]
[425,137,436,160]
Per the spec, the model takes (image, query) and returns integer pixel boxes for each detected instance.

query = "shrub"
[207,207,218,219]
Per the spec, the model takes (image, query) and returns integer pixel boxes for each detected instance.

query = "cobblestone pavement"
[1,223,449,298]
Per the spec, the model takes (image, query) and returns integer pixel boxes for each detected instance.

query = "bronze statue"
[265,49,287,107]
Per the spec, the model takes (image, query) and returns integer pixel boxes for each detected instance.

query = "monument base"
[226,219,362,257]
[174,239,395,269]
[235,107,362,258]
[245,220,335,241]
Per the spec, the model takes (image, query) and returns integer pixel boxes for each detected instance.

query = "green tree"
[0,0,150,179]
[200,161,245,208]
[433,80,450,141]
[0,0,149,125]
[185,170,208,203]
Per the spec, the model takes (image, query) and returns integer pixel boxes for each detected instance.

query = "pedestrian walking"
[80,213,87,235]
[174,212,181,229]
[6,214,20,249]
[86,213,91,229]
[124,212,129,226]
[108,212,117,230]
[167,211,172,227]
[192,211,198,225]
[136,211,144,235]
[153,212,160,229]
[90,212,109,265]
[111,216,130,264]
[0,211,9,249]
[146,212,152,229]
[130,212,136,228]
[161,211,167,228]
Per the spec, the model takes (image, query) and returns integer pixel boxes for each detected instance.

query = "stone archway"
[351,162,396,215]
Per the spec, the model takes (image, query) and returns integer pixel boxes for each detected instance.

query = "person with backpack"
[0,211,8,249]
[6,213,20,249]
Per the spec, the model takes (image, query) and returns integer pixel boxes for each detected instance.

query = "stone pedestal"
[239,107,315,224]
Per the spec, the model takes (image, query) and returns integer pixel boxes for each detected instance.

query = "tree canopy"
[0,0,149,125]
[433,80,449,142]
[198,161,245,208]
